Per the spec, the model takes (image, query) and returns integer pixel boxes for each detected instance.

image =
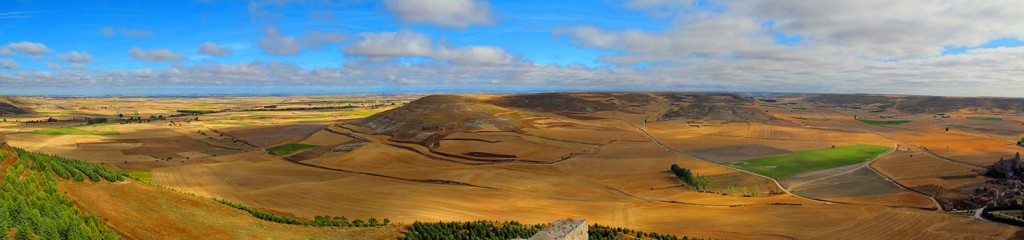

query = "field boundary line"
[638,118,835,205]
[865,145,943,211]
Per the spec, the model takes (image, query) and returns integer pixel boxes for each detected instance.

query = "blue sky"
[1,0,1024,96]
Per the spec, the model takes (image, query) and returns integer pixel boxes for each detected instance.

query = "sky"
[1,0,1023,96]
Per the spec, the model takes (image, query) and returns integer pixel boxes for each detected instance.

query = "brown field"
[61,180,402,239]
[3,93,1023,239]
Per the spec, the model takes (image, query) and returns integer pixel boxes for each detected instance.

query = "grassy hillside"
[0,146,124,239]
[0,139,402,239]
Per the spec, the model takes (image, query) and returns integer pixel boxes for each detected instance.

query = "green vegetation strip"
[121,169,152,184]
[524,133,602,146]
[214,198,388,227]
[726,144,891,179]
[30,127,118,135]
[400,221,696,240]
[205,121,256,125]
[2,147,125,239]
[267,143,319,155]
[176,109,217,114]
[857,119,911,125]
[968,116,1003,121]
[670,164,712,191]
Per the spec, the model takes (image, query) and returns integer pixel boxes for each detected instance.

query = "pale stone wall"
[529,219,587,240]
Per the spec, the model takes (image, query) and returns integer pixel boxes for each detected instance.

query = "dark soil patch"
[464,152,517,158]
[683,144,791,163]
[789,168,905,198]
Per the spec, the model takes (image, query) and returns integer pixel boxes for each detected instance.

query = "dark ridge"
[487,93,618,113]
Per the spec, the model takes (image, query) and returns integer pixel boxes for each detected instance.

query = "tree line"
[16,148,127,183]
[397,220,700,240]
[670,164,712,191]
[0,147,122,240]
[399,220,545,240]
[590,223,698,240]
[213,198,388,227]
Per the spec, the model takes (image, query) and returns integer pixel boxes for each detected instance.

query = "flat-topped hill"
[353,95,522,143]
[658,93,774,122]
[803,94,1024,114]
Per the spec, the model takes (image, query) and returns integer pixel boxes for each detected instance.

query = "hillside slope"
[0,133,401,239]
[659,93,776,122]
[352,95,524,144]
[0,95,30,115]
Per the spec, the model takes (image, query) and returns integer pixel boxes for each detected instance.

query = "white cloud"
[56,51,93,63]
[384,0,493,28]
[128,47,184,62]
[6,41,51,55]
[101,26,116,37]
[121,28,153,38]
[731,0,1024,58]
[344,30,433,59]
[303,31,347,49]
[2,45,1024,96]
[554,17,779,65]
[259,25,302,56]
[0,59,18,70]
[2,0,1024,97]
[344,30,514,64]
[0,48,13,56]
[259,25,346,56]
[101,26,153,38]
[196,42,233,57]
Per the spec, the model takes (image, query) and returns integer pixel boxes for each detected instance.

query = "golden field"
[2,93,1022,239]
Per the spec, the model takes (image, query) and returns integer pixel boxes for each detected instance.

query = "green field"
[856,119,911,125]
[268,143,319,156]
[121,169,152,183]
[205,121,256,125]
[968,116,1002,121]
[30,127,118,135]
[725,144,891,179]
